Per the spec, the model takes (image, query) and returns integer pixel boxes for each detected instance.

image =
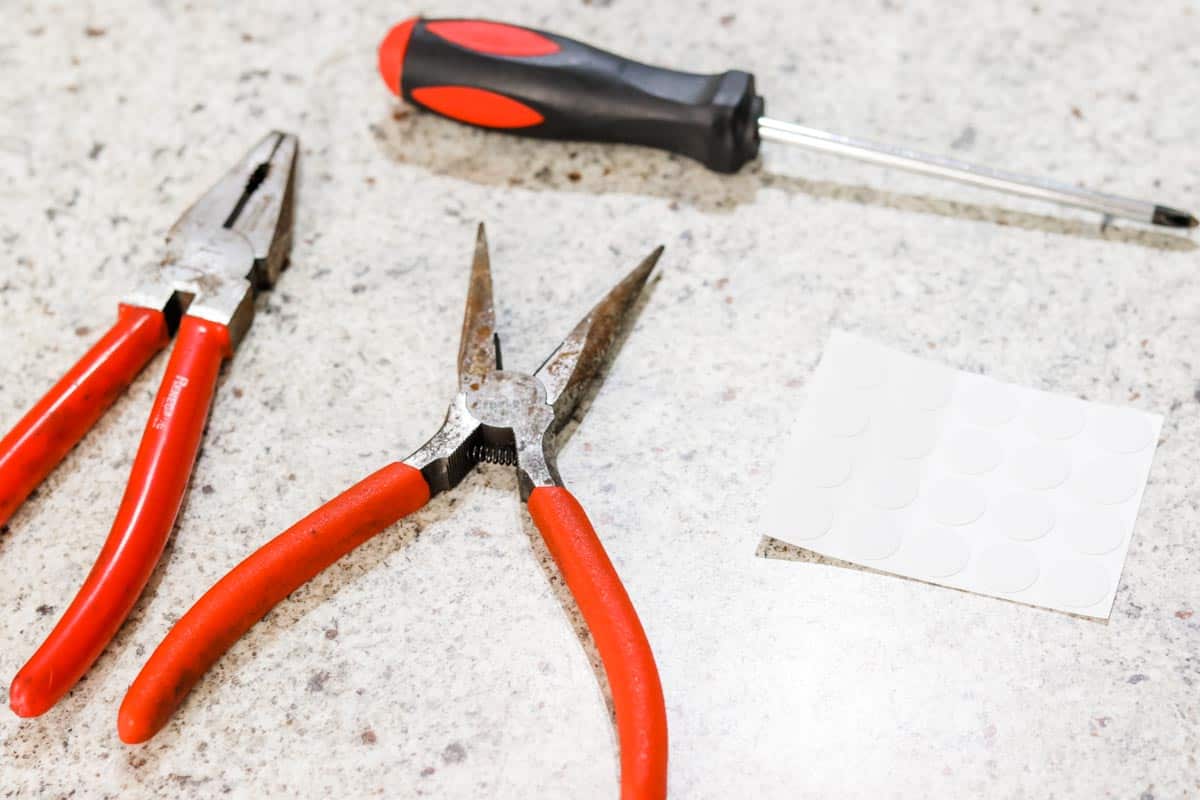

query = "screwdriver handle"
[378,17,764,173]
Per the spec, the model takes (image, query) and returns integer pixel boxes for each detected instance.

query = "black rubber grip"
[390,18,764,173]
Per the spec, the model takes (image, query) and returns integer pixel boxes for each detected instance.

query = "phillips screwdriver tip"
[1151,205,1198,229]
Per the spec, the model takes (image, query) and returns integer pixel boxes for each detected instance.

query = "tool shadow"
[756,535,1108,623]
[371,112,1195,253]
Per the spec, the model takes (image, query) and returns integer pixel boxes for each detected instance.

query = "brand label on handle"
[153,376,190,430]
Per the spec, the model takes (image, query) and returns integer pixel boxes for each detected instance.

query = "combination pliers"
[1,131,298,717]
[119,226,669,800]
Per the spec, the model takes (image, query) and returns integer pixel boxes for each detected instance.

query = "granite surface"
[1,1,1197,797]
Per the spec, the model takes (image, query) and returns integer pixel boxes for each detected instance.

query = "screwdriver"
[377,18,1196,229]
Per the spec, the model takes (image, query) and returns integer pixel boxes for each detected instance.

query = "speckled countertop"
[1,1,1197,797]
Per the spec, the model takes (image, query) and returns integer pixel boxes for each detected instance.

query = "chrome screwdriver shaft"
[377,17,1196,230]
[758,117,1197,229]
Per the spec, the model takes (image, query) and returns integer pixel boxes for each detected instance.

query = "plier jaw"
[123,131,298,348]
[403,224,661,500]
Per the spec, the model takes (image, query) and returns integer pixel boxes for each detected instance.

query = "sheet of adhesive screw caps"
[764,330,1163,618]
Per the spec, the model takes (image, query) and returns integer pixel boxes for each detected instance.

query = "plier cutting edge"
[2,131,298,717]
[119,226,669,800]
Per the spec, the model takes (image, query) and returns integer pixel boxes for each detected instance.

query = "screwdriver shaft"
[758,117,1196,228]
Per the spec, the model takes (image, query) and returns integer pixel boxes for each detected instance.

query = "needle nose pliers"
[2,131,298,717]
[119,226,668,800]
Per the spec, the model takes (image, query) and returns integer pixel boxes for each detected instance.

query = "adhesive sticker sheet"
[763,330,1163,618]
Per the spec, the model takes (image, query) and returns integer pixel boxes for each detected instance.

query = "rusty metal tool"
[119,225,668,800]
[3,131,297,717]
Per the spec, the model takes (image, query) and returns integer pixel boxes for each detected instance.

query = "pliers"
[2,131,298,717]
[119,226,669,800]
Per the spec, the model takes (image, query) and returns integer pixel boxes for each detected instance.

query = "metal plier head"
[404,225,661,499]
[125,131,298,347]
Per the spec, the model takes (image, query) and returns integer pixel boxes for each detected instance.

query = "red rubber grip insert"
[425,20,560,57]
[0,305,169,527]
[410,86,544,129]
[9,316,230,718]
[118,462,430,744]
[377,17,417,95]
[527,486,668,800]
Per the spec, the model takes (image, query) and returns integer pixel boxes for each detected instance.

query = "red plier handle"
[9,315,230,717]
[0,305,169,527]
[118,462,431,742]
[120,466,667,800]
[528,486,668,800]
